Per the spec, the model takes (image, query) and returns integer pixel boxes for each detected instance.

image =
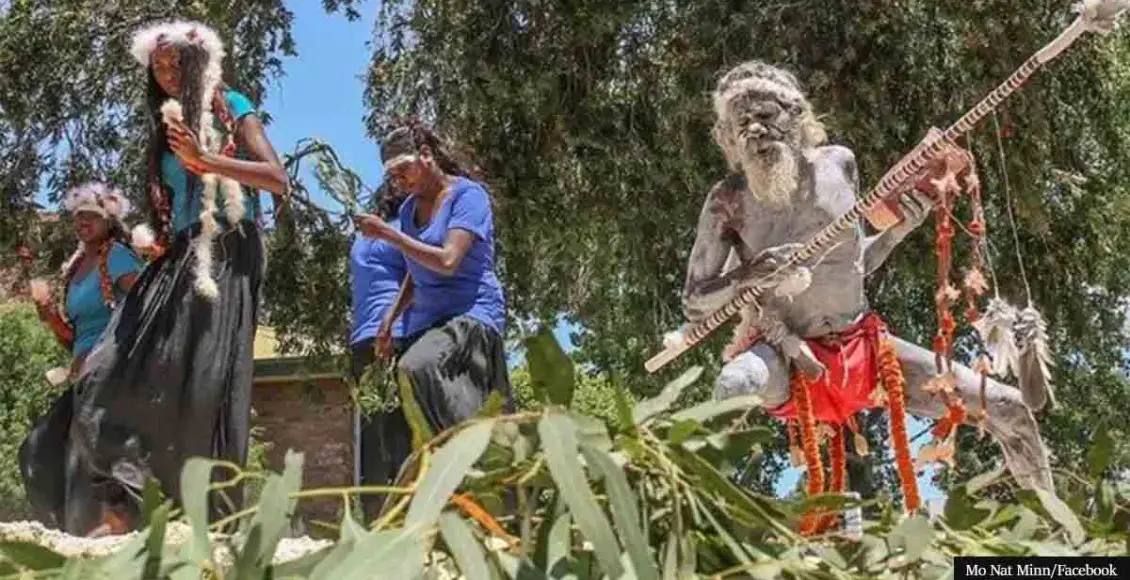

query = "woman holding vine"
[354,118,512,472]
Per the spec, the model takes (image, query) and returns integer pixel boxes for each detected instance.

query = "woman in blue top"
[21,182,143,533]
[349,189,416,517]
[64,20,288,535]
[355,118,512,443]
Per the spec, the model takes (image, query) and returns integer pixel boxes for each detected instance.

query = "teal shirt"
[65,242,144,357]
[162,90,258,233]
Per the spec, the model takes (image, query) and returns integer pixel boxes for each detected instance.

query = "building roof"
[252,326,346,384]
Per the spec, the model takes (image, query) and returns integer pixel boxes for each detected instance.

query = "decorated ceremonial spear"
[646,0,1130,373]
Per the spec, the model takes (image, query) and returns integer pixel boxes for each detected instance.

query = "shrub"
[0,304,67,520]
[0,329,1126,578]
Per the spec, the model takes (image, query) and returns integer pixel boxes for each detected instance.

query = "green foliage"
[0,305,67,519]
[362,0,1130,490]
[4,340,1128,578]
[262,139,361,359]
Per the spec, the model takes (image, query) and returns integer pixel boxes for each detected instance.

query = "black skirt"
[354,316,512,518]
[21,222,264,534]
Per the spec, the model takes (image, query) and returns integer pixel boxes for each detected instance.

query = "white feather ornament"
[972,297,1021,379]
[131,224,156,253]
[29,278,51,304]
[1014,305,1055,411]
[160,99,184,125]
[45,367,70,387]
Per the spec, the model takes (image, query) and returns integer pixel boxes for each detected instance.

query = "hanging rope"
[991,113,1034,305]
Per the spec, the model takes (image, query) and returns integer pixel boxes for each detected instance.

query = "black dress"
[60,222,263,533]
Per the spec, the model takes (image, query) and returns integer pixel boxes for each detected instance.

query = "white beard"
[740,146,798,208]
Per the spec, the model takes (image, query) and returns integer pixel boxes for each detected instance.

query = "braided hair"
[59,219,135,318]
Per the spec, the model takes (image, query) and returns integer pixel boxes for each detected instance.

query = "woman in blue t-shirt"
[64,20,288,535]
[349,189,416,516]
[21,182,143,533]
[355,119,512,444]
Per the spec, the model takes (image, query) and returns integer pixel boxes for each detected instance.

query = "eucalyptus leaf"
[633,366,704,425]
[581,444,659,580]
[1035,488,1085,545]
[315,526,427,580]
[670,394,761,424]
[0,541,65,570]
[526,328,577,407]
[405,419,496,529]
[944,486,991,531]
[178,458,219,567]
[538,412,624,577]
[666,419,700,445]
[1088,424,1114,479]
[965,465,1006,495]
[233,450,304,578]
[440,513,492,580]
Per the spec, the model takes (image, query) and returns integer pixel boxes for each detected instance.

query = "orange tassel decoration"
[877,336,921,512]
[931,397,967,440]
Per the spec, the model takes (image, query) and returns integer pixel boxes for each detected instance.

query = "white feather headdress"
[129,20,226,68]
[62,182,131,221]
[132,20,246,302]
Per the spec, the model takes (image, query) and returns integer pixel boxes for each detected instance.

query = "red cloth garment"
[768,313,887,425]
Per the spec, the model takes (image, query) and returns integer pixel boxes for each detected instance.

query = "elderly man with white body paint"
[670,61,1055,508]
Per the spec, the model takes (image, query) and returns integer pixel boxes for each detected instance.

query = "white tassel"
[192,173,220,301]
[972,297,1021,379]
[45,367,70,387]
[221,176,245,227]
[662,327,687,350]
[1015,305,1055,411]
[160,99,184,125]
[183,53,228,302]
[131,224,156,253]
[29,278,51,305]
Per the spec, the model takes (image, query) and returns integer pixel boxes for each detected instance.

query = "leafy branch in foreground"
[1,330,1127,578]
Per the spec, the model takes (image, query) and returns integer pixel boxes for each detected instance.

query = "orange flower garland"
[877,336,921,512]
[830,427,846,495]
[791,371,828,535]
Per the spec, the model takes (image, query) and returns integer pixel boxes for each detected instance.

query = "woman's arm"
[376,276,415,358]
[117,273,138,295]
[35,302,75,352]
[167,116,288,196]
[386,228,475,277]
[380,275,415,335]
[354,213,476,277]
